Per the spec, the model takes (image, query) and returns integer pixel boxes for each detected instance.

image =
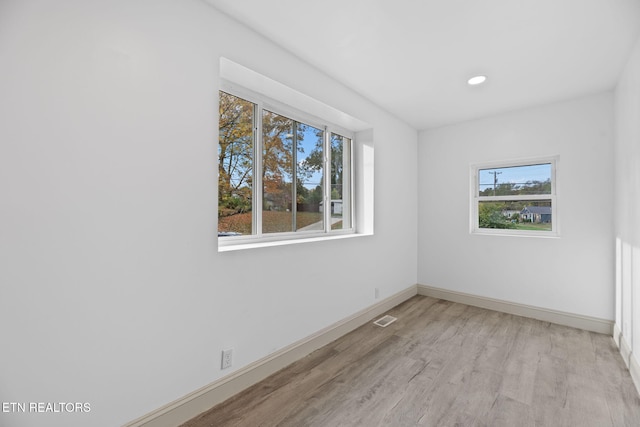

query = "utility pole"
[490,171,502,196]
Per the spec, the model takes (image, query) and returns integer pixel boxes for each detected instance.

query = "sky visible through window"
[479,163,551,193]
[298,125,323,189]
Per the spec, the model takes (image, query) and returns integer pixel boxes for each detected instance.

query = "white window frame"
[218,81,356,249]
[470,156,559,238]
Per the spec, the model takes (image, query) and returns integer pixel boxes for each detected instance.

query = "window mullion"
[478,194,552,202]
[255,102,263,236]
[324,127,330,233]
[340,135,351,230]
[292,122,298,232]
[347,137,353,229]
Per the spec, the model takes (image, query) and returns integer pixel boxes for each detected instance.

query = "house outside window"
[470,157,558,237]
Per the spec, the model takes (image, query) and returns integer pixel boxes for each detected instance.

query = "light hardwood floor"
[182,296,640,426]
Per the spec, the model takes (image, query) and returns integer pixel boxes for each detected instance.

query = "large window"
[218,88,354,243]
[471,158,558,236]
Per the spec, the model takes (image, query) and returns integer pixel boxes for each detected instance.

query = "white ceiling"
[205,0,640,130]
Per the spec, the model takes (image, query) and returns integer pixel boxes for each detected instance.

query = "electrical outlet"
[374,288,380,299]
[221,348,233,370]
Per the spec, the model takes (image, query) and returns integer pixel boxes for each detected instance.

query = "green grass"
[513,222,552,231]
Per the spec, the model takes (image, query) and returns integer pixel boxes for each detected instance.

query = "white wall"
[0,1,418,426]
[614,34,640,386]
[418,92,614,320]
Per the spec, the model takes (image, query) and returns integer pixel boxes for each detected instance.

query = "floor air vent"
[373,315,397,327]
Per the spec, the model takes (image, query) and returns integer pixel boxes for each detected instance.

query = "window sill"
[471,229,560,239]
[218,232,370,252]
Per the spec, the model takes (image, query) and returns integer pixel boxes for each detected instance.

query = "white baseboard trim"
[620,333,633,369]
[630,352,640,396]
[615,325,640,395]
[613,323,622,348]
[124,285,418,427]
[417,284,613,335]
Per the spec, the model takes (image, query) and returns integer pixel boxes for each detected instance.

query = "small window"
[471,158,558,236]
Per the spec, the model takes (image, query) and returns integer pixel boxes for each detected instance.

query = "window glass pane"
[329,133,351,230]
[295,123,324,231]
[218,91,254,237]
[479,200,552,231]
[478,164,551,196]
[262,110,294,233]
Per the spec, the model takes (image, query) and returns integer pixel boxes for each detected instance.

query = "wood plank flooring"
[181,296,640,427]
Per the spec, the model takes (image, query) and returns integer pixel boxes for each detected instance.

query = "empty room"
[2,1,640,426]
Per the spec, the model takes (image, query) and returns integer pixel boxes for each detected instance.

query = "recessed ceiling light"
[467,75,487,86]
